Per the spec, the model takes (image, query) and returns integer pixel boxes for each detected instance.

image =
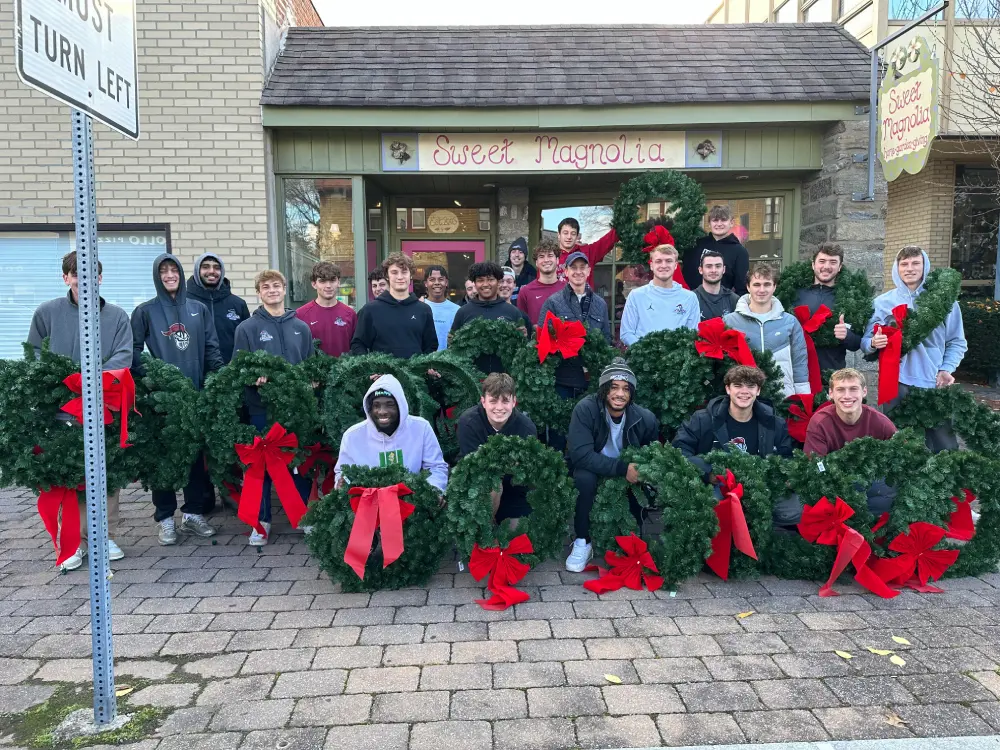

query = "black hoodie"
[682,234,751,295]
[350,291,437,359]
[233,306,314,414]
[794,283,863,371]
[185,252,250,363]
[130,253,224,389]
[450,296,530,374]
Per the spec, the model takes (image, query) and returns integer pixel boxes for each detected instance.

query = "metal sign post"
[70,108,117,725]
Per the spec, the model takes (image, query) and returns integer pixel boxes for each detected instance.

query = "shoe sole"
[59,560,84,571]
[565,561,591,573]
[158,536,178,546]
[109,552,125,561]
[180,525,216,538]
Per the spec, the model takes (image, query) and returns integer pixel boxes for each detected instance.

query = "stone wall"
[497,187,530,262]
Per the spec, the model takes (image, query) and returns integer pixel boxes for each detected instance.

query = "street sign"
[14,0,139,139]
[878,36,939,182]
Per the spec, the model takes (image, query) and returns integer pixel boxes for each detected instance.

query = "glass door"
[401,240,486,302]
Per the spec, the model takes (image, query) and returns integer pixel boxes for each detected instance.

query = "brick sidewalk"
[2,486,1000,749]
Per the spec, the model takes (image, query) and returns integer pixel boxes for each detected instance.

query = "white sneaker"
[566,538,593,573]
[158,517,178,546]
[107,540,124,561]
[180,514,216,538]
[59,542,87,571]
[301,525,314,535]
[249,521,271,547]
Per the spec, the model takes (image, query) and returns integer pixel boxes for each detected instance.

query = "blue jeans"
[248,413,311,524]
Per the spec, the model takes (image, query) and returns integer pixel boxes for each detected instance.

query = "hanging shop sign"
[381,131,724,173]
[878,37,938,181]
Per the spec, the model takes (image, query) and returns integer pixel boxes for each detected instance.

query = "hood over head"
[191,252,227,289]
[891,247,931,294]
[153,253,187,305]
[362,374,410,430]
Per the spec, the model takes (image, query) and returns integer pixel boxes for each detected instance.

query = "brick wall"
[883,159,956,290]
[0,0,296,301]
[276,0,324,26]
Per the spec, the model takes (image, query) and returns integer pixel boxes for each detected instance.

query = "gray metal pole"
[70,108,117,725]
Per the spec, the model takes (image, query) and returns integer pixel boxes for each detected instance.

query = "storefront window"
[0,226,168,360]
[395,197,492,235]
[804,0,834,21]
[283,177,357,308]
[955,0,999,17]
[704,197,786,269]
[952,167,999,292]
[888,0,937,19]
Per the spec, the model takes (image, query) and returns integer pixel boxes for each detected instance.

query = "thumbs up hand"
[833,313,849,341]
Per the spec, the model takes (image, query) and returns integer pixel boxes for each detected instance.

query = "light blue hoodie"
[619,282,701,346]
[861,249,967,389]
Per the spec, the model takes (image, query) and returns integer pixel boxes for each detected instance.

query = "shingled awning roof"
[261,24,871,108]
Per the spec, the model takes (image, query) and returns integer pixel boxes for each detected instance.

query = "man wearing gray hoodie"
[185,253,250,363]
[723,263,810,399]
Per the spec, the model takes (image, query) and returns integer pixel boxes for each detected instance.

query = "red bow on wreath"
[870,521,959,593]
[873,304,909,405]
[642,224,674,254]
[300,442,336,503]
[793,304,833,395]
[235,423,307,539]
[706,470,758,581]
[695,318,757,368]
[584,533,663,594]
[798,496,898,599]
[469,533,533,610]
[345,483,415,580]
[946,489,976,542]
[784,396,834,444]
[537,311,587,363]
[37,484,85,567]
[61,368,140,449]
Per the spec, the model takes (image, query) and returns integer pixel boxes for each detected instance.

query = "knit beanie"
[598,357,636,389]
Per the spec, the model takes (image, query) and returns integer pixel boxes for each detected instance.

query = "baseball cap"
[564,251,589,267]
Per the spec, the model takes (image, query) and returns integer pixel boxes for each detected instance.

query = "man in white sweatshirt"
[620,244,701,346]
[334,375,449,494]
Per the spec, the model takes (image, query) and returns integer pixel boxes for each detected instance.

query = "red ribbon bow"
[584,533,664,594]
[300,443,337,503]
[344,483,415,580]
[870,521,959,593]
[798,496,898,599]
[61,368,139,449]
[38,484,85,567]
[785,396,834,444]
[235,423,307,539]
[793,304,833,395]
[873,304,909,405]
[469,534,533,610]
[536,311,587,363]
[695,318,757,368]
[946,489,976,542]
[705,470,758,581]
[642,224,675,255]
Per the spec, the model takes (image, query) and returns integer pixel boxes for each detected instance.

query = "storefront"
[261,23,881,332]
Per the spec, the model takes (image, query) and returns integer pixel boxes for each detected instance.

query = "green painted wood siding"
[271,128,823,174]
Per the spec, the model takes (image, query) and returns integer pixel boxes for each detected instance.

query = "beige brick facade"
[883,158,956,290]
[0,0,320,300]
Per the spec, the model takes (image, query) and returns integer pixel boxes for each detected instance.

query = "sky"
[312,0,719,26]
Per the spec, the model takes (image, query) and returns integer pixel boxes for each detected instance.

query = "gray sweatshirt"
[27,290,133,369]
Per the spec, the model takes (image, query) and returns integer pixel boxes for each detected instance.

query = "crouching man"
[672,366,795,528]
[335,375,449,495]
[565,358,659,572]
[457,373,537,526]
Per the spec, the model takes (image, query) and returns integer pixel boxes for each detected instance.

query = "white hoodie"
[334,374,449,492]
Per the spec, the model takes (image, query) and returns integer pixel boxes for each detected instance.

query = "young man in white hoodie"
[335,375,449,494]
[619,244,700,346]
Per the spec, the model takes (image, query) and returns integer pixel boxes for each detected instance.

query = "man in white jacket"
[334,375,449,494]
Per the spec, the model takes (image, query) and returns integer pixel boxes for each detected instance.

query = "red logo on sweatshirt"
[161,323,190,351]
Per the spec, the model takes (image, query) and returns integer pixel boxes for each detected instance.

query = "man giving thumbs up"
[796,244,863,371]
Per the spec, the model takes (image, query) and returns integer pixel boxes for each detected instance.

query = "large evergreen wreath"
[887,384,1000,456]
[131,354,202,491]
[774,262,876,349]
[626,327,785,434]
[406,351,483,462]
[446,435,576,567]
[509,325,615,434]
[901,268,962,355]
[611,171,708,265]
[448,317,528,377]
[200,350,320,490]
[303,464,450,592]
[321,353,433,451]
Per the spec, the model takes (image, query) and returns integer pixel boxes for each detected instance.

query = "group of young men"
[27,201,969,573]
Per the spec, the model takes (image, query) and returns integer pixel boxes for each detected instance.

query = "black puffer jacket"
[567,393,659,477]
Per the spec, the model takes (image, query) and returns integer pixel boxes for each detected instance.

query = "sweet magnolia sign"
[878,37,939,181]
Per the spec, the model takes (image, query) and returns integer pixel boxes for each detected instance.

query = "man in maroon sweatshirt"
[555,217,618,286]
[294,262,356,357]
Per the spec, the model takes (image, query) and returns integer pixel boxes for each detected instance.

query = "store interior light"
[453,200,462,207]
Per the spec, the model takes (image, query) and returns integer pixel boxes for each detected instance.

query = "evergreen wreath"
[588,446,651,556]
[886,384,1000,457]
[200,349,320,490]
[131,354,202,491]
[321,353,433,451]
[406,351,483,462]
[297,352,339,394]
[0,343,135,492]
[774,262,876,349]
[303,464,450,592]
[509,325,615,434]
[448,317,528,377]
[611,171,708,265]
[445,435,576,567]
[626,327,785,434]
[900,268,962,355]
